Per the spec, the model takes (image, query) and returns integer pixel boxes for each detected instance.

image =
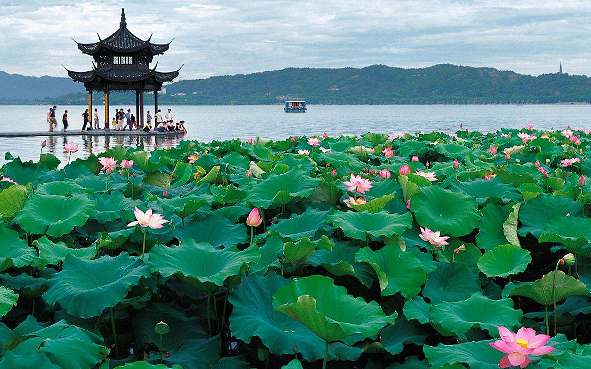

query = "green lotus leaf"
[245,168,321,208]
[36,180,84,196]
[355,243,427,298]
[503,203,520,247]
[386,357,430,369]
[556,349,591,368]
[435,143,471,159]
[412,186,480,237]
[211,356,252,369]
[539,216,591,253]
[451,177,520,205]
[249,234,283,275]
[146,335,221,369]
[429,293,523,339]
[2,158,48,186]
[43,253,150,318]
[423,263,481,304]
[174,214,247,248]
[281,360,303,369]
[229,274,345,361]
[511,270,591,306]
[0,225,38,271]
[403,296,430,324]
[90,191,135,223]
[519,194,583,237]
[283,235,334,265]
[0,320,109,369]
[35,236,97,266]
[114,361,183,369]
[398,175,420,202]
[143,172,171,188]
[272,275,394,342]
[0,185,29,219]
[308,241,376,287]
[328,211,412,241]
[0,273,48,298]
[16,194,95,237]
[349,194,394,213]
[267,208,332,241]
[423,339,502,369]
[0,287,18,318]
[148,242,259,287]
[130,150,162,174]
[170,162,193,187]
[197,165,220,185]
[380,316,427,355]
[475,204,512,251]
[38,153,60,170]
[477,244,531,278]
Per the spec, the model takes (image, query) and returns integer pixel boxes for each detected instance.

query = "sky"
[0,0,589,80]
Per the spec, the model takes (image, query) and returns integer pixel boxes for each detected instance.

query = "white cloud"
[0,0,589,79]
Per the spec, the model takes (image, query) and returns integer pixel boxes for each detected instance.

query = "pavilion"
[66,8,181,129]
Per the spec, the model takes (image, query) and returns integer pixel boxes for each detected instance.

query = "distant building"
[559,62,563,74]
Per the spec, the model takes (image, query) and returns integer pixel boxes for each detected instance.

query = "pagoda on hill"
[66,8,181,128]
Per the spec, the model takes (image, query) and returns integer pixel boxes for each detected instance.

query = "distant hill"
[6,64,591,105]
[0,71,85,104]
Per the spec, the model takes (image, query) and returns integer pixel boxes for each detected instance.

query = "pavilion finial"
[120,8,127,28]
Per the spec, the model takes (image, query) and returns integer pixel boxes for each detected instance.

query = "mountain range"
[2,64,590,105]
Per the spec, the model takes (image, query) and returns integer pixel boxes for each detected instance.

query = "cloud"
[0,0,589,79]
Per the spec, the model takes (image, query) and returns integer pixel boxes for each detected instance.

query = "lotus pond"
[2,129,591,369]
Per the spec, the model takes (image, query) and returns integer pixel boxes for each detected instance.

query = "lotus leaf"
[245,168,320,208]
[539,216,591,254]
[0,225,38,270]
[0,287,17,318]
[380,317,427,355]
[16,194,95,237]
[281,360,304,369]
[308,240,376,287]
[355,243,427,298]
[229,274,343,361]
[283,235,334,264]
[412,186,480,237]
[349,194,394,213]
[519,194,583,237]
[272,275,394,342]
[423,263,481,304]
[477,244,530,278]
[148,242,259,287]
[43,253,150,318]
[475,204,512,251]
[329,211,412,241]
[267,208,332,240]
[114,362,183,369]
[91,191,135,223]
[502,203,520,246]
[511,270,591,305]
[0,184,29,218]
[429,293,523,338]
[423,340,502,369]
[403,296,430,324]
[451,177,520,205]
[36,180,84,196]
[174,214,246,248]
[35,236,97,266]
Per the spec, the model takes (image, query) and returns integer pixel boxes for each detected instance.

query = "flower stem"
[159,334,163,363]
[105,173,109,192]
[110,307,120,358]
[553,260,560,335]
[250,226,254,246]
[141,231,147,261]
[322,340,329,369]
[206,295,212,335]
[545,306,549,335]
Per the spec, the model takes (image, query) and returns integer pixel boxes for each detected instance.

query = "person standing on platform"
[82,109,91,131]
[117,109,124,130]
[123,109,132,130]
[94,109,100,129]
[131,114,136,130]
[155,109,163,128]
[165,109,174,125]
[146,111,152,130]
[48,106,58,132]
[62,110,68,131]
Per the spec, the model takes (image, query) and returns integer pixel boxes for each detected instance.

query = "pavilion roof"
[67,67,180,83]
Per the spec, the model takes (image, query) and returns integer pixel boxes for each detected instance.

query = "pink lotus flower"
[419,227,450,246]
[291,136,296,142]
[389,133,404,140]
[99,157,118,174]
[579,174,586,186]
[517,133,536,143]
[246,168,252,178]
[570,135,581,145]
[505,151,511,160]
[411,156,419,162]
[323,132,328,138]
[534,160,540,168]
[1,177,17,185]
[406,198,411,210]
[307,137,320,147]
[562,129,573,138]
[379,169,391,179]
[525,125,534,131]
[162,190,168,198]
[343,174,373,194]
[64,142,78,153]
[489,326,555,368]
[344,196,366,208]
[246,207,263,227]
[561,158,581,167]
[537,166,548,177]
[331,168,337,176]
[247,138,253,144]
[127,207,169,229]
[399,165,411,175]
[415,171,437,182]
[188,154,198,164]
[490,146,498,155]
[297,149,310,155]
[452,159,459,169]
[382,147,394,159]
[120,159,134,169]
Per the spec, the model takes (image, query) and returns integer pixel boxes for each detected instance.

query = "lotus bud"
[41,140,47,148]
[155,321,170,335]
[246,168,252,178]
[426,161,430,168]
[411,156,419,162]
[369,168,375,175]
[360,140,364,146]
[246,207,263,227]
[559,258,565,265]
[248,138,253,144]
[489,146,497,155]
[535,160,540,168]
[323,132,328,138]
[505,151,510,160]
[293,344,298,354]
[579,174,586,186]
[399,164,411,175]
[131,172,136,177]
[291,136,296,142]
[454,244,467,254]
[406,199,411,210]
[163,190,168,198]
[563,253,576,266]
[364,167,369,173]
[379,169,391,179]
[332,168,337,176]
[453,159,459,169]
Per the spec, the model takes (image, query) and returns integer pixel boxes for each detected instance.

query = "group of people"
[47,106,186,134]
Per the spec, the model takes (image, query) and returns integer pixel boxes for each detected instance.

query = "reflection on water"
[10,135,185,166]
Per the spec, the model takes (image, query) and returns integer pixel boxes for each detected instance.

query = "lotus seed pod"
[155,321,170,335]
[563,253,576,266]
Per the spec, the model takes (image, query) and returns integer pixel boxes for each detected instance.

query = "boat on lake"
[284,100,307,113]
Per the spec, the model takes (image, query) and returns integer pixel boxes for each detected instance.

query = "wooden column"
[135,90,140,130]
[88,91,92,128]
[139,86,145,129]
[104,87,110,129]
[154,91,159,115]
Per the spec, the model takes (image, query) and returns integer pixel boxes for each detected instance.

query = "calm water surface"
[0,104,590,164]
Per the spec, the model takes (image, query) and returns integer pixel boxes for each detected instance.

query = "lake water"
[0,104,590,165]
